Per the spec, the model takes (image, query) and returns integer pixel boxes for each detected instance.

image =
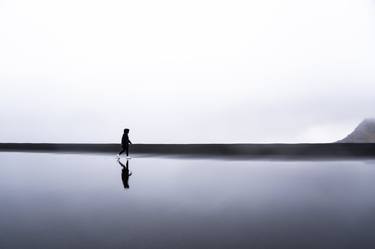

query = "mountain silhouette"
[338,119,375,143]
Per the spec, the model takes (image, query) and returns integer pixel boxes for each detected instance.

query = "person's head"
[124,128,129,134]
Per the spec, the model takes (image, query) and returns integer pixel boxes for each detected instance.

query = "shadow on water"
[117,159,132,190]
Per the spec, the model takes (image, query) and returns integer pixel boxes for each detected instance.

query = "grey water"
[1,153,375,249]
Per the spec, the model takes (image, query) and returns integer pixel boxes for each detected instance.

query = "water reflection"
[3,154,375,249]
[117,159,132,189]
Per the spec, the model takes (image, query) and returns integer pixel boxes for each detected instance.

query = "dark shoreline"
[1,143,375,159]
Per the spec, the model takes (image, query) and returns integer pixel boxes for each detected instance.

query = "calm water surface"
[1,152,375,249]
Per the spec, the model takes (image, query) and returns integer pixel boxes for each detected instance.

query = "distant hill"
[338,119,375,143]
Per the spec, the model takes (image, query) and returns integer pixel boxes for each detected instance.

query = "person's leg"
[125,145,129,157]
[119,147,126,155]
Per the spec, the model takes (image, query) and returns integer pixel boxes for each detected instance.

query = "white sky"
[1,0,375,143]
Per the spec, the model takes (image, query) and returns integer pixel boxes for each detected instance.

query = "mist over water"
[1,152,375,249]
[1,1,375,248]
[1,0,375,143]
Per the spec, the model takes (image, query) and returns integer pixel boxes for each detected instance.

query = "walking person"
[118,128,132,158]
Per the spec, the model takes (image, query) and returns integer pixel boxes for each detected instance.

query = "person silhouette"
[118,128,132,158]
[117,159,132,189]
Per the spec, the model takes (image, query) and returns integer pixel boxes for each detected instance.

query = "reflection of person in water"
[117,159,132,189]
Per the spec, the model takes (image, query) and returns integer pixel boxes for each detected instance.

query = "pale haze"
[1,0,375,143]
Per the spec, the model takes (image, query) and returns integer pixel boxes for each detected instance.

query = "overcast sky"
[1,0,375,143]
